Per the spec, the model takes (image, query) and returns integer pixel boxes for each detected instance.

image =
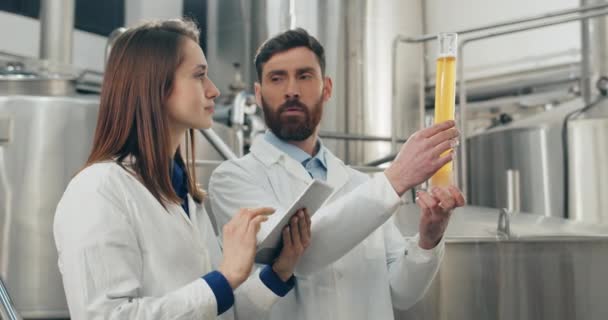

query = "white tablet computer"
[255,179,334,264]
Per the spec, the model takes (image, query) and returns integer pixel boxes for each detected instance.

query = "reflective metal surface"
[0,276,23,320]
[395,206,608,320]
[39,0,74,67]
[206,0,424,166]
[568,113,608,224]
[0,95,99,318]
[466,101,576,218]
[580,0,608,105]
[191,123,240,233]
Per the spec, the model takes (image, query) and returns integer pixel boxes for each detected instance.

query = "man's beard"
[261,94,324,141]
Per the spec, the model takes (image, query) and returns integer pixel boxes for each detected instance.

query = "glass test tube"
[430,32,457,187]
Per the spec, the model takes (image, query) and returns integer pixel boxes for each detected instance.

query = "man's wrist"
[418,236,442,250]
[383,169,413,196]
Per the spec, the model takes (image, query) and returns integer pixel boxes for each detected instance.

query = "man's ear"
[322,76,333,102]
[254,82,262,106]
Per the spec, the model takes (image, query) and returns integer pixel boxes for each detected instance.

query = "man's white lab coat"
[209,136,443,320]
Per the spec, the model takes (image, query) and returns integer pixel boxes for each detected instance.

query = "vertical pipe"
[506,169,521,213]
[580,0,608,106]
[39,0,75,66]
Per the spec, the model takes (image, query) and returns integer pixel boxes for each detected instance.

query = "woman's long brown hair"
[86,19,205,206]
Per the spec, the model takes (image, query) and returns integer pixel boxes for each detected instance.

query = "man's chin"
[276,128,313,141]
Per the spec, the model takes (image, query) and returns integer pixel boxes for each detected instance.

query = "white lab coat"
[209,136,444,320]
[53,161,281,320]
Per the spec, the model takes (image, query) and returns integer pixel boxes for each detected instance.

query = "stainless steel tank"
[206,0,425,164]
[466,98,587,218]
[0,95,99,318]
[395,205,608,320]
[567,103,608,224]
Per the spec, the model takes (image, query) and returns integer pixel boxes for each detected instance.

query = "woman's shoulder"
[67,161,131,193]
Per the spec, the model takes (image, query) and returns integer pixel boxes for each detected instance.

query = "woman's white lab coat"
[53,161,280,320]
[208,136,444,320]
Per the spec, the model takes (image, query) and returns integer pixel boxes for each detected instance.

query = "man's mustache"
[279,100,308,114]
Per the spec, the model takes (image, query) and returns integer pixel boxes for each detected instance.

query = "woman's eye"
[196,73,206,79]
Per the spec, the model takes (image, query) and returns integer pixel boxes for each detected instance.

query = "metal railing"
[199,129,238,161]
[392,2,608,197]
[0,277,22,320]
[319,131,407,143]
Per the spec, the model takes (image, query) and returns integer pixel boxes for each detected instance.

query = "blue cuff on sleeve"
[259,265,296,297]
[202,271,234,315]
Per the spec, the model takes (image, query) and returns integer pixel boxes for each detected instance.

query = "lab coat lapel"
[250,137,312,203]
[326,151,350,194]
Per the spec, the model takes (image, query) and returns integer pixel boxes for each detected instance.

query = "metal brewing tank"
[466,99,585,218]
[206,0,425,165]
[395,205,608,320]
[0,95,99,318]
[567,102,608,223]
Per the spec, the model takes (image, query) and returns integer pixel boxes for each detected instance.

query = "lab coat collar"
[250,135,350,192]
[251,136,312,184]
[116,155,198,230]
[325,150,349,193]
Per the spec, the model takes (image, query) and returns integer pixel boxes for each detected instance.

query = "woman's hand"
[218,207,275,289]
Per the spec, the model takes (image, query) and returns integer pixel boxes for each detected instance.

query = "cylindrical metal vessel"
[39,0,75,68]
[567,107,608,223]
[466,100,582,218]
[0,95,99,318]
[206,0,425,164]
[395,205,608,320]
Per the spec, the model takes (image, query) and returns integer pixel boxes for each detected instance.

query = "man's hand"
[416,185,464,249]
[384,120,459,196]
[272,209,311,281]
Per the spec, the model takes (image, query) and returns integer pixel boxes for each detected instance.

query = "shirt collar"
[171,159,188,199]
[263,130,327,169]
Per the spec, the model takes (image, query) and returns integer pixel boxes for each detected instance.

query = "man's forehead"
[263,47,321,72]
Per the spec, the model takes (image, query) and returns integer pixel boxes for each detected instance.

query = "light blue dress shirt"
[264,131,328,181]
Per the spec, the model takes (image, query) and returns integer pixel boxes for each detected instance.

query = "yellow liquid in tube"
[430,56,456,187]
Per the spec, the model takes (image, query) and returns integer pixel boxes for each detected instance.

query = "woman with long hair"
[53,19,311,319]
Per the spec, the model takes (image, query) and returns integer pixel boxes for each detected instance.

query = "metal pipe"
[456,8,608,200]
[497,208,512,240]
[350,165,385,173]
[319,131,407,143]
[402,2,608,43]
[506,169,521,213]
[580,0,608,106]
[365,153,398,167]
[460,10,608,45]
[230,91,251,157]
[199,129,238,161]
[39,0,75,66]
[0,277,22,320]
[194,159,224,167]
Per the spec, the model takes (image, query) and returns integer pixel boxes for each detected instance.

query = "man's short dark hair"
[254,28,326,82]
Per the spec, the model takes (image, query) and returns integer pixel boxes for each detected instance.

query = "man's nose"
[285,78,300,100]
